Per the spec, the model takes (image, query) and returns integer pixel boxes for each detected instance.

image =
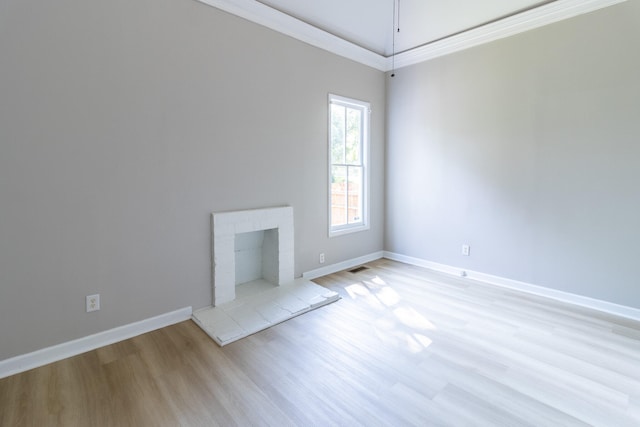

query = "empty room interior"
[1,0,639,425]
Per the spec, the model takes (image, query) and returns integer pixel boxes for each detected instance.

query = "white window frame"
[328,93,370,237]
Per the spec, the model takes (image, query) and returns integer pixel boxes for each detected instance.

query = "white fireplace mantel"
[211,206,294,306]
[194,205,339,346]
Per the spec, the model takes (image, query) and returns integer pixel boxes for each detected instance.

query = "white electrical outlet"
[319,253,325,264]
[86,294,100,312]
[462,244,470,256]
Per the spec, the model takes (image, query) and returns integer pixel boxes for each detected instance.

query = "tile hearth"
[192,278,339,346]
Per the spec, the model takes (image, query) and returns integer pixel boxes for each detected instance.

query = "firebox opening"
[234,228,279,286]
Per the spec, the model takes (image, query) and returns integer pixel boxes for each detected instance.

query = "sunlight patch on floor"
[393,307,437,331]
[346,283,370,298]
[346,274,438,354]
[377,287,400,306]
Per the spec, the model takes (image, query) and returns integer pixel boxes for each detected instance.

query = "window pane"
[345,107,361,165]
[347,166,363,224]
[328,94,368,236]
[331,165,347,227]
[330,104,345,164]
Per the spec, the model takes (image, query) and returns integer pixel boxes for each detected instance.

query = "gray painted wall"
[386,1,640,309]
[0,0,385,360]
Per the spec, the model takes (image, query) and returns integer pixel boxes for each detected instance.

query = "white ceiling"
[197,0,626,71]
[258,0,549,57]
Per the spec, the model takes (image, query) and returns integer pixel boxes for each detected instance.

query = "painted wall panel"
[0,0,385,360]
[386,1,640,308]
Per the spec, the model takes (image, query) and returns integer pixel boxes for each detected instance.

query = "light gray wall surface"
[0,0,385,360]
[386,1,640,309]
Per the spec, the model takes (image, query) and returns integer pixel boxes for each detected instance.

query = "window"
[328,94,370,236]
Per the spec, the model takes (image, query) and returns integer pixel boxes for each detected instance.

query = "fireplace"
[193,205,339,346]
[211,206,294,306]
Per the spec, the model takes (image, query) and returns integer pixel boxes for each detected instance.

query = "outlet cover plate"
[462,244,470,256]
[86,294,100,312]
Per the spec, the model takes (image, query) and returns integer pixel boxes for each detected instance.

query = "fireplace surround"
[211,206,294,306]
[192,206,339,346]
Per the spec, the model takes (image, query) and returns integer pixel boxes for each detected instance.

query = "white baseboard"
[383,251,640,323]
[383,252,462,277]
[0,306,193,380]
[302,251,384,280]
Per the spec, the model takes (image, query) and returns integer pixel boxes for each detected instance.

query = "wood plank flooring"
[1,258,639,426]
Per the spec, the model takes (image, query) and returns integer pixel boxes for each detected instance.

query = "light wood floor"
[1,259,639,426]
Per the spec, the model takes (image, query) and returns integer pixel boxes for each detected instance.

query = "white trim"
[195,0,387,70]
[383,252,463,277]
[393,0,628,70]
[328,223,370,238]
[303,251,384,281]
[383,251,640,323]
[195,0,626,71]
[328,94,370,238]
[0,307,193,379]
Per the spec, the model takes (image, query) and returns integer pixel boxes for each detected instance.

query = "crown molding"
[393,0,628,70]
[196,0,627,72]
[196,0,387,70]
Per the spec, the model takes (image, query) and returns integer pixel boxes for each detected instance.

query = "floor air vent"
[349,266,369,273]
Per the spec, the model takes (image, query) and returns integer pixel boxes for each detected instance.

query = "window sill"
[329,223,369,238]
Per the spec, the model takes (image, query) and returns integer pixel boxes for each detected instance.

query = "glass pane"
[345,107,361,165]
[330,104,345,164]
[331,166,348,227]
[347,166,363,224]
